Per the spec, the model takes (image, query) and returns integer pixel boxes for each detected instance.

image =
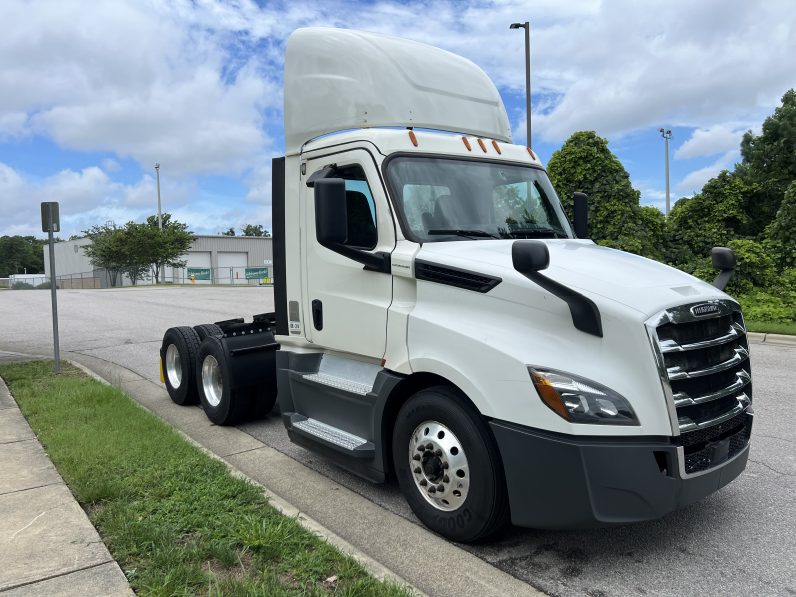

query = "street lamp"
[154,163,163,230]
[658,129,672,215]
[510,21,531,147]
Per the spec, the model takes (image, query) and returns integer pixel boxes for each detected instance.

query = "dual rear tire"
[160,326,274,425]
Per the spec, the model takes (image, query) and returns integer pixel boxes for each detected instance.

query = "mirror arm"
[523,271,603,337]
[712,269,734,291]
[324,242,391,274]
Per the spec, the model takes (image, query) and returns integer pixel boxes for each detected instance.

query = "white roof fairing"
[284,28,512,153]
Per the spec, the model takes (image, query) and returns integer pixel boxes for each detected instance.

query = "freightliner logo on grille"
[690,303,721,317]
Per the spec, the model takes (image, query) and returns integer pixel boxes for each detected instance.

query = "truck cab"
[163,27,753,543]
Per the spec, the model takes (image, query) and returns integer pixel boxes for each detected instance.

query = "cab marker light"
[477,138,487,152]
[492,140,502,154]
[462,137,472,151]
[408,130,418,147]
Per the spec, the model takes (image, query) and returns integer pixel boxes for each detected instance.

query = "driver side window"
[336,164,378,250]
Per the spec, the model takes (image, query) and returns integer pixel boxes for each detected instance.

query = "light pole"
[154,163,163,284]
[658,129,672,215]
[510,21,531,147]
[154,163,163,230]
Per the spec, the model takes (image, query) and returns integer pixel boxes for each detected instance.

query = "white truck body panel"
[284,28,512,153]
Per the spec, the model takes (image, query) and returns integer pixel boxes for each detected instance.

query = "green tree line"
[547,90,796,327]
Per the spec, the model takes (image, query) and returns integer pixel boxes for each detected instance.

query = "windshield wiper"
[505,227,562,239]
[427,229,500,240]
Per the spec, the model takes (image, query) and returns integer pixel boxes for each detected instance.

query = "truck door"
[302,150,395,358]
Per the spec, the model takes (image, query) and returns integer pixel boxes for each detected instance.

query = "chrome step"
[289,414,374,456]
[302,372,372,395]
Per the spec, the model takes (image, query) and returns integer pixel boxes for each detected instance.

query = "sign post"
[41,202,61,373]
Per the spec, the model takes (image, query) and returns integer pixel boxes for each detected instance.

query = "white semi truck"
[160,28,753,542]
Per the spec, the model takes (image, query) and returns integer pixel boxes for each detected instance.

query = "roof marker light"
[477,138,487,152]
[491,140,502,154]
[527,147,537,160]
[408,130,418,147]
[462,137,472,151]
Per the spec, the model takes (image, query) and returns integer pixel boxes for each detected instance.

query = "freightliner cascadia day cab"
[160,28,753,542]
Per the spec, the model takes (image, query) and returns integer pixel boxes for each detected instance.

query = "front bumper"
[489,411,752,529]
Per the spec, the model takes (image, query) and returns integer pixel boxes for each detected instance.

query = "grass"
[0,361,411,597]
[744,319,796,335]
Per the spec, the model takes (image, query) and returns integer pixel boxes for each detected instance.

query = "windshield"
[385,156,573,242]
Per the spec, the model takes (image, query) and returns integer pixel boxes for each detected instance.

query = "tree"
[143,214,194,283]
[0,236,47,277]
[221,227,236,236]
[546,131,665,258]
[82,224,126,287]
[765,180,796,270]
[739,89,796,234]
[666,171,752,271]
[240,224,270,237]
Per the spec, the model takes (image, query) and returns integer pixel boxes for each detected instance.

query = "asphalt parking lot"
[1,286,794,596]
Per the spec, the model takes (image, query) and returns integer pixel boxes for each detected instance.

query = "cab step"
[287,413,375,458]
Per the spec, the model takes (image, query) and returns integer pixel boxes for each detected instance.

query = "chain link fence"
[40,267,274,289]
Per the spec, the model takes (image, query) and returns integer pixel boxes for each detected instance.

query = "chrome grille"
[646,300,752,435]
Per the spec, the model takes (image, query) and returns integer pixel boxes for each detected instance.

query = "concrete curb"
[746,331,796,346]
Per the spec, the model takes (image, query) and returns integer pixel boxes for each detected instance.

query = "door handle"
[312,299,323,331]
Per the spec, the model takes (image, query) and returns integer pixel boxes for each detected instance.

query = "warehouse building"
[43,235,273,288]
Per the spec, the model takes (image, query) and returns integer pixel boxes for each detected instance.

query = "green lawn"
[0,361,410,597]
[744,320,796,335]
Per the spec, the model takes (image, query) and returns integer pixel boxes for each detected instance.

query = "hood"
[416,239,729,317]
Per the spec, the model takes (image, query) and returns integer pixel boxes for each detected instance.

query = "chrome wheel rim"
[165,344,182,389]
[408,421,469,511]
[202,355,222,407]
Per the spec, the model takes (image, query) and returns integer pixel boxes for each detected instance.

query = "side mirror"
[711,247,736,291]
[314,178,347,246]
[512,240,550,274]
[573,192,589,239]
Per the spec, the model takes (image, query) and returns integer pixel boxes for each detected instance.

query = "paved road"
[1,287,794,596]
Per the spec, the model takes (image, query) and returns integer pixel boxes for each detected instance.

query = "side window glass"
[338,165,377,250]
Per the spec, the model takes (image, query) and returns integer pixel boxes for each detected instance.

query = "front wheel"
[392,386,509,543]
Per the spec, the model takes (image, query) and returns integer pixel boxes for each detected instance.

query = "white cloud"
[675,125,751,160]
[0,0,278,176]
[676,150,739,194]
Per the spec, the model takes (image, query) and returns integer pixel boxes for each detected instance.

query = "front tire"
[160,326,201,405]
[196,336,254,425]
[392,386,509,542]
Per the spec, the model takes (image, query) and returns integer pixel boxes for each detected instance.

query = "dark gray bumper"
[490,414,752,529]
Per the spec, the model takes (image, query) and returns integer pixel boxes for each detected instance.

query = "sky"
[1,0,794,238]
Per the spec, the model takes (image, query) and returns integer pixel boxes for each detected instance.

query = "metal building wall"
[43,235,273,286]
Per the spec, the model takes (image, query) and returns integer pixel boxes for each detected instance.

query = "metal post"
[47,204,60,373]
[659,128,672,215]
[155,163,163,230]
[511,21,532,147]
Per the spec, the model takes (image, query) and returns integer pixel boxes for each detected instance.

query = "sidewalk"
[0,371,132,596]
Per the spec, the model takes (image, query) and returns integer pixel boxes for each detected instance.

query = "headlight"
[529,367,639,425]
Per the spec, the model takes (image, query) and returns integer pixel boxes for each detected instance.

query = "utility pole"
[155,163,163,284]
[510,21,531,147]
[155,163,163,230]
[659,128,672,215]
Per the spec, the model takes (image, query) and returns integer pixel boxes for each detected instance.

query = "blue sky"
[1,0,794,238]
